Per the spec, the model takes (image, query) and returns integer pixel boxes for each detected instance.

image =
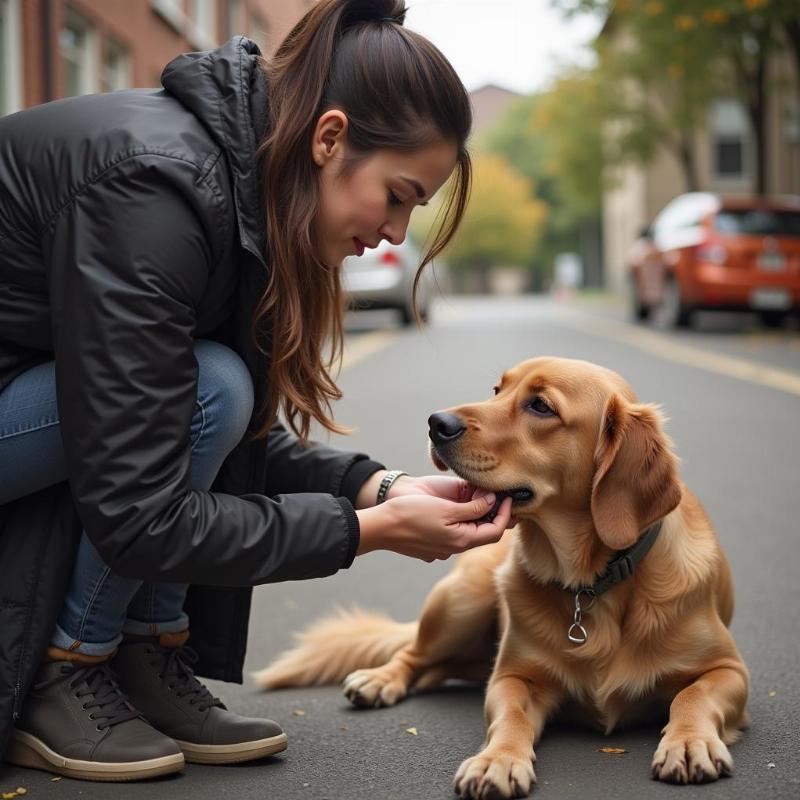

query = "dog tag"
[567,622,588,644]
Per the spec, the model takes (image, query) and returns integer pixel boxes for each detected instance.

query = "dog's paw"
[651,732,733,784]
[342,668,408,708]
[453,750,535,799]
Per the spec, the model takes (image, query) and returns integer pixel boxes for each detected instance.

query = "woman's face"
[312,111,458,266]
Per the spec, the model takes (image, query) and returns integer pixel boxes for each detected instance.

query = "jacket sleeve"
[45,155,359,586]
[261,421,385,506]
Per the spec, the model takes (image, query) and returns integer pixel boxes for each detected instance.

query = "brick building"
[0,0,312,115]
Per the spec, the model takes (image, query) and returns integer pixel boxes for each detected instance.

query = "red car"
[628,192,800,327]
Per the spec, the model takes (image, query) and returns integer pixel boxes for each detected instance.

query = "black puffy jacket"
[0,37,383,759]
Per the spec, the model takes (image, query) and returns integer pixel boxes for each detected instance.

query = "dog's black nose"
[428,412,466,445]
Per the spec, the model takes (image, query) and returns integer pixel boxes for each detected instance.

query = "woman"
[0,0,512,782]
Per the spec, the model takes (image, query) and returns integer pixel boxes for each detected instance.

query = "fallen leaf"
[406,727,418,736]
[599,746,627,754]
[768,691,777,697]
[339,725,348,731]
[766,762,776,769]
[302,783,310,788]
[2,792,18,799]
[292,709,306,716]
[51,777,62,782]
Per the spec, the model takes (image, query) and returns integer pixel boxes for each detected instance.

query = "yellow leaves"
[2,791,27,799]
[703,9,730,25]
[50,777,62,782]
[768,690,777,697]
[406,726,418,736]
[599,746,628,754]
[675,15,697,31]
[645,1,664,15]
[292,709,306,716]
[745,0,769,9]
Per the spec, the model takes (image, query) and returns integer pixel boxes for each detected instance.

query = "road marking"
[340,329,401,372]
[563,313,800,397]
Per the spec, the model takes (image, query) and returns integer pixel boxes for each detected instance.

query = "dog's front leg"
[454,667,561,799]
[652,661,749,784]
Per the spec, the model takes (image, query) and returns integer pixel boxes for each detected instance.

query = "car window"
[714,210,800,237]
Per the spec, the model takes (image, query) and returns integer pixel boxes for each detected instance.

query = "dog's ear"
[591,395,682,551]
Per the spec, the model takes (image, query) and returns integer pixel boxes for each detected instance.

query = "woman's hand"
[386,474,472,503]
[355,492,513,562]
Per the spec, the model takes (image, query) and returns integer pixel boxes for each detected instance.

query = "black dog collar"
[561,520,663,644]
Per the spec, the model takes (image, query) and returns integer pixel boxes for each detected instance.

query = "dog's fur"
[254,357,749,798]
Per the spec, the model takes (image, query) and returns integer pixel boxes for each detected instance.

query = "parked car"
[628,192,800,328]
[341,236,439,326]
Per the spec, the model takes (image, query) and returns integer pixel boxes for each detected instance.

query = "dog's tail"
[251,605,417,690]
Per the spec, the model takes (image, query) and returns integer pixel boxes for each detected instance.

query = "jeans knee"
[194,340,254,447]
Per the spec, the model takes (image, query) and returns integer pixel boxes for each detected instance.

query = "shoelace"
[36,662,142,730]
[149,645,224,712]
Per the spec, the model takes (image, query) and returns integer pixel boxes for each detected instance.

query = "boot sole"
[175,732,288,764]
[6,729,185,782]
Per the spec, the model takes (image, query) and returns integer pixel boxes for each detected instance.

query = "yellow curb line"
[562,314,800,398]
[341,330,401,373]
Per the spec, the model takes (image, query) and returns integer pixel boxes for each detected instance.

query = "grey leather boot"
[6,660,185,781]
[113,636,287,764]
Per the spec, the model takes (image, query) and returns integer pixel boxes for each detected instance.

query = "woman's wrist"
[354,470,387,509]
[355,503,397,555]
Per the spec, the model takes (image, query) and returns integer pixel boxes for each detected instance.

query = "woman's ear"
[311,109,348,166]
[591,395,682,551]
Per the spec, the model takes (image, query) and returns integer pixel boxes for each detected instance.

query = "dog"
[253,357,749,798]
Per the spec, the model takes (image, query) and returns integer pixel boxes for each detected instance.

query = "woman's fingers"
[451,496,513,548]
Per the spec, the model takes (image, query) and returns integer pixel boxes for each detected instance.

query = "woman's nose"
[380,218,409,246]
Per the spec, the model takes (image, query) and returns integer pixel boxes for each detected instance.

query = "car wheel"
[759,310,786,329]
[399,305,415,327]
[628,275,650,322]
[660,278,693,329]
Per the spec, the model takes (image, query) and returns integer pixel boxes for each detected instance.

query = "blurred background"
[3,0,799,329]
[2,5,799,798]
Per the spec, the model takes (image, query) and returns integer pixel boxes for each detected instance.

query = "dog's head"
[428,357,682,550]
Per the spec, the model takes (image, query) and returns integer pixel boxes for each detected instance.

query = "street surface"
[3,295,798,799]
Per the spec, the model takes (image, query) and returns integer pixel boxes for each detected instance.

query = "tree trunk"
[677,133,699,192]
[747,51,768,196]
[731,31,769,196]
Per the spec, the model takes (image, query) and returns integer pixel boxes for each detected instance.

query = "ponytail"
[250,0,472,442]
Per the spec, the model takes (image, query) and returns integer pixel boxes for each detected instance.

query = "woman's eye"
[492,386,499,396]
[528,397,556,417]
[388,190,403,207]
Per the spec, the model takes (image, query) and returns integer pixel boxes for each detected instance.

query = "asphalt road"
[3,295,798,800]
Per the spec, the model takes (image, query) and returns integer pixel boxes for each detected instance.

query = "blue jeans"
[0,339,254,656]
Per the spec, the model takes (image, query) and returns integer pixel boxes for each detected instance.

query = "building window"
[60,6,98,96]
[226,0,246,39]
[710,99,749,181]
[250,14,268,53]
[187,0,217,49]
[151,0,185,35]
[100,38,130,92]
[0,0,24,115]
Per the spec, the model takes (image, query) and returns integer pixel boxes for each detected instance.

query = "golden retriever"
[254,356,749,798]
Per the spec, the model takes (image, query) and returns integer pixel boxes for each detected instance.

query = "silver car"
[341,237,440,326]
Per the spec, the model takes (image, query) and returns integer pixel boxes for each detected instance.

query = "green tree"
[414,153,547,292]
[481,73,607,288]
[556,0,799,194]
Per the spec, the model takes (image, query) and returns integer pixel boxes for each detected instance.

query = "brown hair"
[251,0,472,442]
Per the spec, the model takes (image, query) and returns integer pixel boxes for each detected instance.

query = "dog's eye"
[527,397,556,417]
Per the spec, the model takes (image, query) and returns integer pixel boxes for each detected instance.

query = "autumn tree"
[413,152,547,292]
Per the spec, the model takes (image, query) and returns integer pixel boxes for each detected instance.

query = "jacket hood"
[161,36,268,266]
